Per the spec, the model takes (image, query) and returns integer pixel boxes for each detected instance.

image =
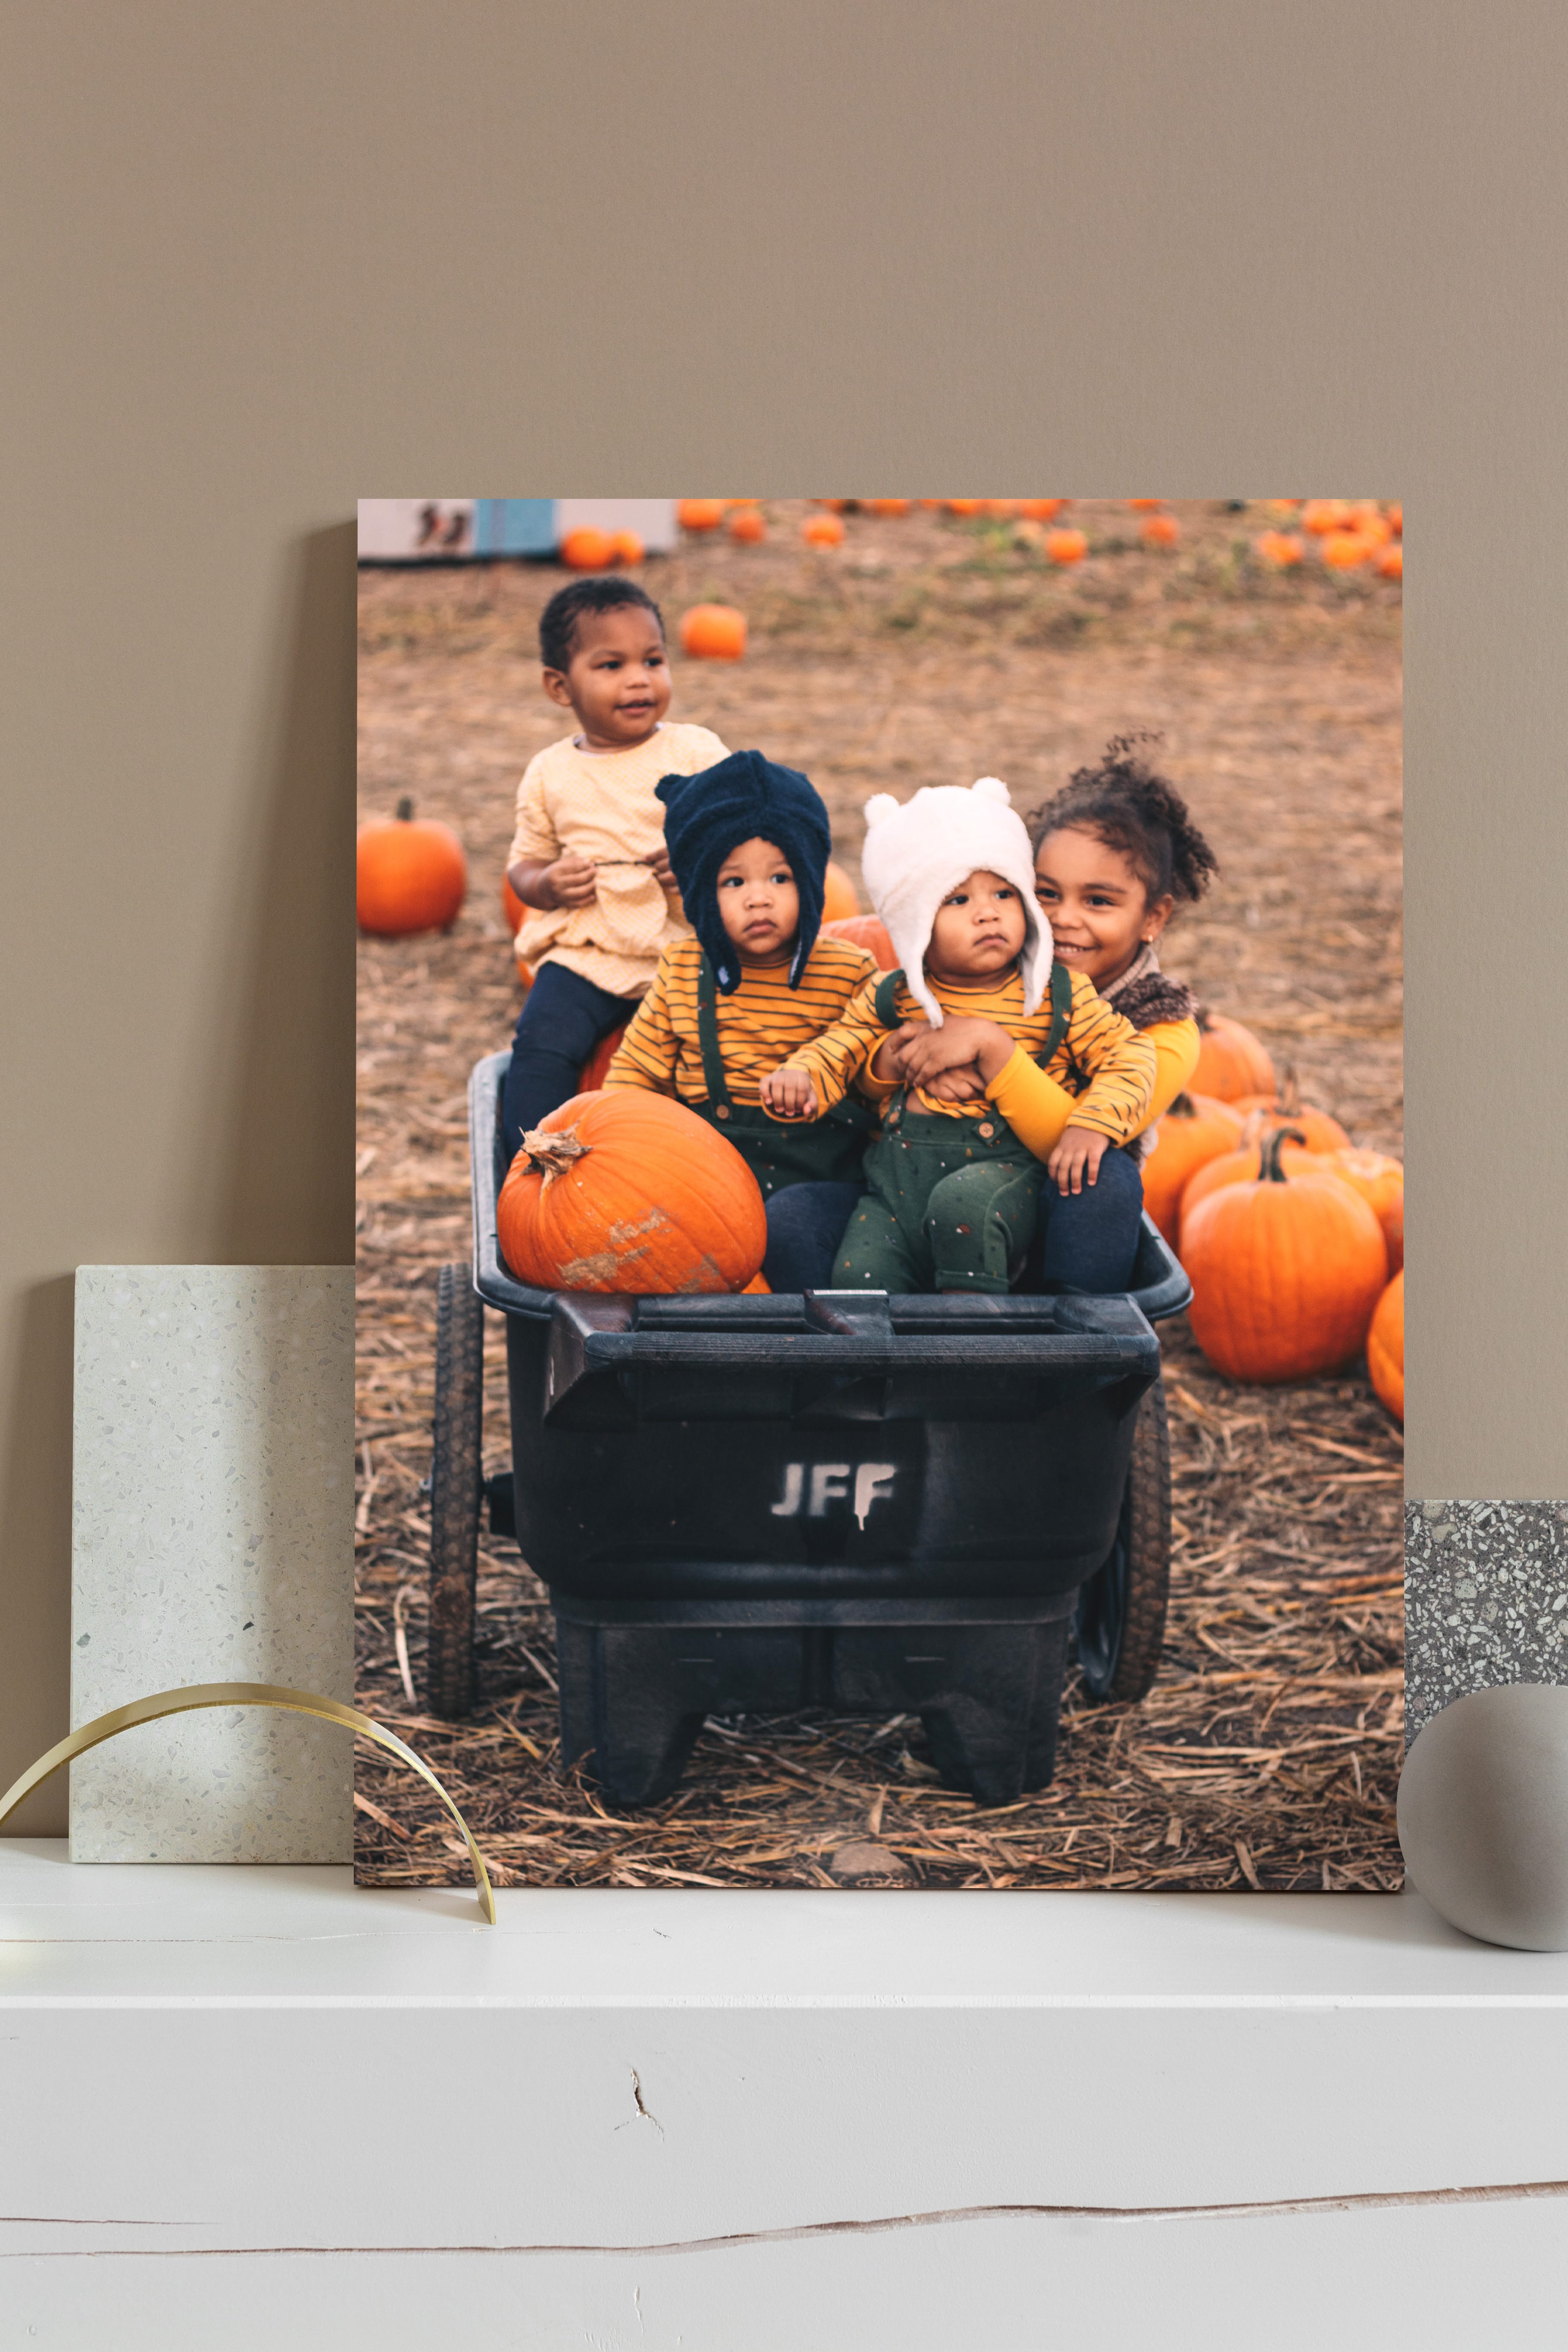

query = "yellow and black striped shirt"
[784,965,1158,1146]
[603,933,879,1108]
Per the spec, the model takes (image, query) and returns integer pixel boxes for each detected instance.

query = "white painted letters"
[770,1463,804,1517]
[770,1460,899,1523]
[808,1464,852,1516]
[853,1463,898,1528]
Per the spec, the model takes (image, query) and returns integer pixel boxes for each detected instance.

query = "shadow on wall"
[0,1277,74,1832]
[1,526,357,1831]
[208,520,357,1264]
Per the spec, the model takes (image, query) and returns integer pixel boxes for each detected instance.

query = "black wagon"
[425,1048,1192,1808]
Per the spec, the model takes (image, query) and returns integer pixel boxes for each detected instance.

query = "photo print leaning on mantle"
[355,495,1403,1892]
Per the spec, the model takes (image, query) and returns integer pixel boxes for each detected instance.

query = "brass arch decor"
[0,1681,495,1925]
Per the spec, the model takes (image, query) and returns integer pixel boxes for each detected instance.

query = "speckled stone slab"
[1405,1500,1568,1744]
[70,1267,353,1862]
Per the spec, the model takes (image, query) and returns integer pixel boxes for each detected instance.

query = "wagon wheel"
[1075,1375,1171,1703]
[427,1263,484,1719]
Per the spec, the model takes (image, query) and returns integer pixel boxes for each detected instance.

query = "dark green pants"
[833,1110,1040,1294]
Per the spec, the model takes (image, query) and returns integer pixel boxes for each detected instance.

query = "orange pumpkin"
[1387,503,1402,538]
[677,499,727,532]
[1231,1096,1352,1154]
[1182,1130,1389,1384]
[497,1091,766,1294]
[1179,1132,1321,1235]
[821,912,896,968]
[1140,512,1180,547]
[1191,1014,1276,1102]
[1302,499,1350,536]
[865,499,910,517]
[822,860,860,922]
[1378,544,1403,580]
[813,499,852,511]
[1128,499,1166,511]
[559,526,616,571]
[1255,529,1304,567]
[1367,1269,1404,1423]
[357,798,467,935]
[742,1271,772,1294]
[610,529,644,565]
[1383,1187,1404,1275]
[801,513,845,548]
[1017,499,1066,521]
[578,1023,629,1093]
[728,507,767,544]
[1319,1148,1402,1272]
[945,499,984,516]
[1321,529,1372,570]
[679,603,747,660]
[1045,527,1088,564]
[1140,1092,1247,1246]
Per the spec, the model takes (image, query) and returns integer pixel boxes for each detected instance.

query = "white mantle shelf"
[5,1839,1567,2349]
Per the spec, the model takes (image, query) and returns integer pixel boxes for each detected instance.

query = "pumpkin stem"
[523,1125,589,1184]
[395,795,414,821]
[1260,1127,1304,1183]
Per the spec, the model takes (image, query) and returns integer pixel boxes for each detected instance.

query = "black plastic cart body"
[426,1050,1191,1808]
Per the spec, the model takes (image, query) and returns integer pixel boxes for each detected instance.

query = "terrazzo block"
[70,1267,353,1861]
[1404,1500,1568,1745]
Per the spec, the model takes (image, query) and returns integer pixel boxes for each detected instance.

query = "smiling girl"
[1025,735,1215,1167]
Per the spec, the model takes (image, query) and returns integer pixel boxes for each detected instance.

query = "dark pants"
[1029,1144,1145,1294]
[763,1180,864,1292]
[501,962,639,1160]
[765,1148,1146,1295]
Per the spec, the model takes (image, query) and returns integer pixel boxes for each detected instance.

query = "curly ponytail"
[1025,732,1218,906]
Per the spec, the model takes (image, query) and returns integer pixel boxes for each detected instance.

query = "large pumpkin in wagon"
[1182,1130,1389,1384]
[498,1091,765,1294]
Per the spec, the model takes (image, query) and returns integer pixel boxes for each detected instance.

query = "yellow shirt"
[987,1013,1200,1159]
[785,965,1157,1151]
[508,720,729,997]
[604,934,879,1108]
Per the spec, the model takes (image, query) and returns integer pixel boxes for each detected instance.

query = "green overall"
[688,953,876,1201]
[834,964,1074,1294]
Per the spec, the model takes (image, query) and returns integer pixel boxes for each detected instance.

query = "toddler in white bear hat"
[769,778,1157,1295]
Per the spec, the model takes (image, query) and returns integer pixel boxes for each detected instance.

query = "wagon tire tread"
[427,1263,484,1719]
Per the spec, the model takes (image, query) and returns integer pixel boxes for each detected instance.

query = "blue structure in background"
[472,500,557,558]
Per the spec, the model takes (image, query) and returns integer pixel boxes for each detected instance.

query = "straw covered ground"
[355,498,1402,1894]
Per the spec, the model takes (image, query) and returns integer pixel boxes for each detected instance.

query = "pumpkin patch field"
[356,497,1402,1894]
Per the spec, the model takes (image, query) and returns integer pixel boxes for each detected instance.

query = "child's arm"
[765,977,889,1120]
[985,982,1156,1194]
[600,966,679,1096]
[1136,1017,1201,1132]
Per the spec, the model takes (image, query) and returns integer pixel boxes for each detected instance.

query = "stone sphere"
[1399,1683,1568,1950]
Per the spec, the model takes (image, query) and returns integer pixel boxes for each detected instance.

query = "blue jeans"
[763,1180,863,1292]
[1030,1144,1145,1293]
[501,962,640,1159]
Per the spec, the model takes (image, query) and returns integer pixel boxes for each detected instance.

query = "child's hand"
[760,1067,820,1122]
[895,1015,1014,1087]
[1047,1124,1110,1196]
[917,1062,986,1103]
[642,845,681,899]
[544,851,598,909]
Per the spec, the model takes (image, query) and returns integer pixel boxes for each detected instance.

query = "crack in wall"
[8,2176,1568,2257]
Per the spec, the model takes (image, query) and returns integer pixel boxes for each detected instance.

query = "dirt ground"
[355,498,1402,1894]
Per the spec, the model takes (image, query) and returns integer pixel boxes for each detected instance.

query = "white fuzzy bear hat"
[860,777,1053,1026]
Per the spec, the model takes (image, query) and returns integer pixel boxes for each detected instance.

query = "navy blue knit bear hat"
[656,749,833,992]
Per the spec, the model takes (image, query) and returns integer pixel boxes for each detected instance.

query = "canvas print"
[355,496,1403,1892]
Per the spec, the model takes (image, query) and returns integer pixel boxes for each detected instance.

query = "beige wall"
[5,4,1564,1827]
